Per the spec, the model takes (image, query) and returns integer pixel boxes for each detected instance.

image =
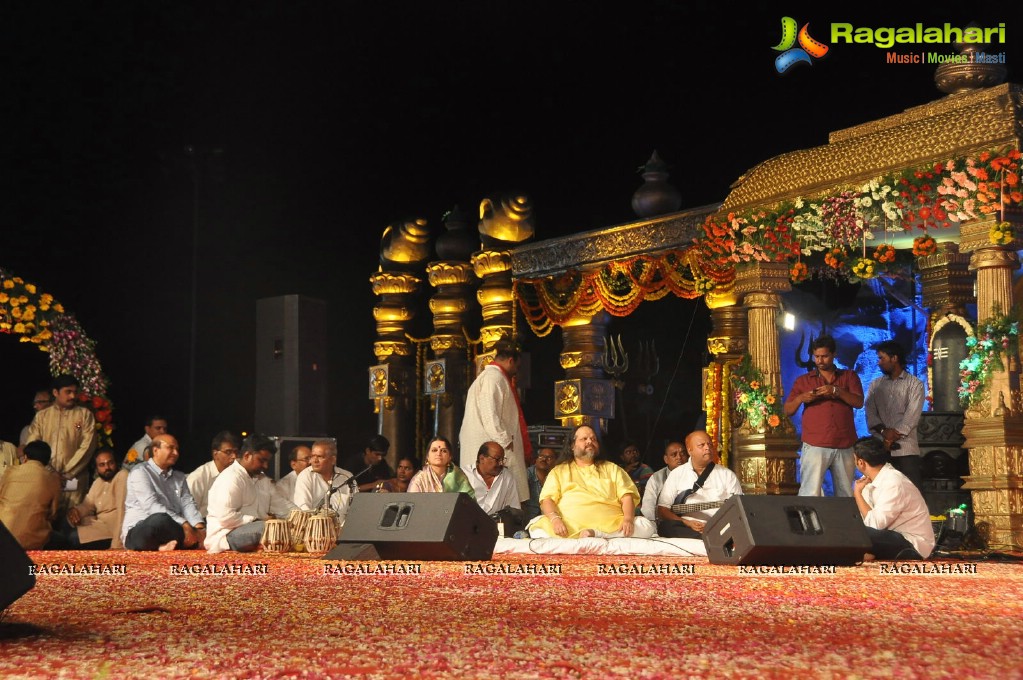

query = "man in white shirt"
[275,445,311,504]
[123,415,168,470]
[465,442,522,532]
[186,431,241,518]
[294,440,356,522]
[640,441,687,520]
[852,436,934,560]
[657,431,743,538]
[205,434,297,553]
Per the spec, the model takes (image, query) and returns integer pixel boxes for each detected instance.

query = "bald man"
[656,431,742,538]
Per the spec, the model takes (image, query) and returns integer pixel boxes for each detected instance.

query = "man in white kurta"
[459,339,529,502]
[465,442,522,516]
[205,437,297,554]
[187,431,241,517]
[25,375,96,508]
[294,440,357,523]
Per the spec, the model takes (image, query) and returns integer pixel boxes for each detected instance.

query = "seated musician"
[656,430,742,538]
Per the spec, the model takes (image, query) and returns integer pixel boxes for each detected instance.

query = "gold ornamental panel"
[707,336,747,357]
[733,262,793,296]
[554,379,614,419]
[555,381,581,417]
[368,365,389,398]
[423,359,446,395]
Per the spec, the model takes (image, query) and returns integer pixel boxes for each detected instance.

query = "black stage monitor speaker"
[0,520,36,612]
[330,492,498,561]
[703,496,872,566]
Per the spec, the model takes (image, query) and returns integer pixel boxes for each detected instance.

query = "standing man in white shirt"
[852,436,934,560]
[186,431,240,518]
[205,434,297,553]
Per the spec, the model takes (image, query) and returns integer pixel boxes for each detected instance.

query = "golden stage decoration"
[703,361,735,468]
[516,248,735,336]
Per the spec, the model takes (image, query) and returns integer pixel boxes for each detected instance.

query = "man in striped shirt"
[864,340,925,491]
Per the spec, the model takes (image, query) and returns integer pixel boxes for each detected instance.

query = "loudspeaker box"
[703,495,871,566]
[0,520,36,611]
[331,492,497,561]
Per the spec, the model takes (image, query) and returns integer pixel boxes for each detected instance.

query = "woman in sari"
[407,437,474,497]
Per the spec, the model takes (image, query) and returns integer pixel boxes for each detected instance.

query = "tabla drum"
[305,514,339,553]
[287,509,314,551]
[260,518,292,553]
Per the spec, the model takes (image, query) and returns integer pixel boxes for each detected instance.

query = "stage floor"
[2,549,1022,679]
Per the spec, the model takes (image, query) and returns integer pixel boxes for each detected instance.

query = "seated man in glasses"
[187,431,241,518]
[465,442,523,535]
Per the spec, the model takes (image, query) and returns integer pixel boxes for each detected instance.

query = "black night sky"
[3,2,1018,466]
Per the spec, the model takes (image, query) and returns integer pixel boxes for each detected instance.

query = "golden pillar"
[704,289,746,467]
[958,216,1023,549]
[732,262,799,495]
[426,261,476,443]
[368,271,421,468]
[554,311,614,434]
[471,250,514,351]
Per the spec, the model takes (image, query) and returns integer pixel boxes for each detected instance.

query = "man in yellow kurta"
[527,425,656,539]
[25,374,96,509]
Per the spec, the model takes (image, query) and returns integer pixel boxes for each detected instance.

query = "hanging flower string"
[0,270,115,446]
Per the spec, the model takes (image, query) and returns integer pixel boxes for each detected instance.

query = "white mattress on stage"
[493,536,707,557]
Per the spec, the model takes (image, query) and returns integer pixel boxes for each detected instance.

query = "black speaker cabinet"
[703,496,872,566]
[0,520,36,612]
[331,493,498,561]
[255,295,327,436]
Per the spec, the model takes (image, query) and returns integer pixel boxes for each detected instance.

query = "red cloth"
[493,361,534,465]
[787,369,863,449]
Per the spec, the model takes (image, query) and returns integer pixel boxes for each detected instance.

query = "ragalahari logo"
[772,17,829,73]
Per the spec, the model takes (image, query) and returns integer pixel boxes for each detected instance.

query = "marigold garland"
[730,355,786,434]
[516,248,735,335]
